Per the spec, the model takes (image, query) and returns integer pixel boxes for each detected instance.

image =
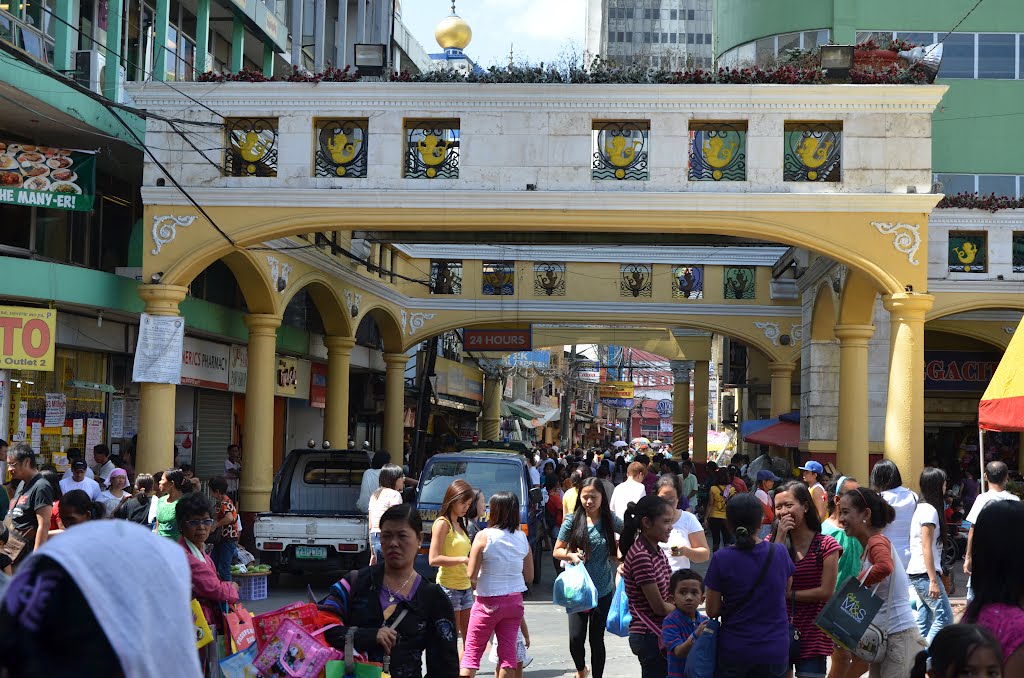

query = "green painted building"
[715,0,1024,195]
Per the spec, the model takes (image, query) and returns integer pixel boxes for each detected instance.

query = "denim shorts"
[793,655,827,678]
[441,585,475,611]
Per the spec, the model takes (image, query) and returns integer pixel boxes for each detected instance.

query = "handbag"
[605,576,631,637]
[814,544,897,664]
[224,602,257,653]
[253,602,321,648]
[340,609,407,678]
[252,618,339,677]
[553,562,599,615]
[191,598,214,650]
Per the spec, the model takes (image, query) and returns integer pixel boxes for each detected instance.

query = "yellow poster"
[0,305,56,371]
[599,381,635,399]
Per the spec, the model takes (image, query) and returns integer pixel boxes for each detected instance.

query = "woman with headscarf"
[100,468,132,518]
[0,519,201,677]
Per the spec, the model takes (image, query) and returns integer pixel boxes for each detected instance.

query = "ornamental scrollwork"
[784,123,841,182]
[225,117,278,177]
[755,321,782,346]
[151,215,198,255]
[401,310,437,336]
[689,122,746,181]
[316,119,368,178]
[592,122,649,181]
[871,221,921,265]
[405,120,459,179]
[267,256,292,293]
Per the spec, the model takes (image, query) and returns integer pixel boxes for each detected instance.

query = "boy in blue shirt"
[662,568,709,678]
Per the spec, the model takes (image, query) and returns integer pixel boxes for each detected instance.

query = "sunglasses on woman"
[186,519,215,528]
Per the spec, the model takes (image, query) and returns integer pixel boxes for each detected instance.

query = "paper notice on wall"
[73,418,84,435]
[53,452,69,473]
[109,398,124,439]
[60,436,70,451]
[85,418,103,461]
[132,313,185,384]
[44,393,67,427]
[30,422,41,451]
[16,401,27,440]
[123,399,139,439]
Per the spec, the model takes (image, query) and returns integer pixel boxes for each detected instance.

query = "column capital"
[324,336,356,352]
[383,352,409,368]
[244,313,282,336]
[138,283,188,315]
[670,360,694,382]
[834,324,876,345]
[882,293,935,318]
[768,361,797,377]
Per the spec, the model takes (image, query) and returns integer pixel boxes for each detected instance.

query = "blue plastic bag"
[683,618,719,678]
[605,576,631,637]
[552,562,598,614]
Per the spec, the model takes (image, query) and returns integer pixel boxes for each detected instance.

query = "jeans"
[370,531,382,563]
[628,632,667,678]
[212,539,238,582]
[708,517,731,551]
[568,591,613,678]
[461,593,524,671]
[715,659,788,678]
[910,575,954,644]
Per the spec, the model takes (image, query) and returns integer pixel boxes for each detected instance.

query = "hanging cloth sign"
[0,141,97,211]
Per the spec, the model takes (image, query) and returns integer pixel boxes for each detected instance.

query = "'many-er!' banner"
[0,306,57,371]
[0,141,96,211]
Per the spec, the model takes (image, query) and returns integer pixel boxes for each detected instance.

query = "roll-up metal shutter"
[194,390,233,480]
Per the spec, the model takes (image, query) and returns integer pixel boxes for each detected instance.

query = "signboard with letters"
[464,328,532,352]
[924,351,1000,392]
[434,356,484,402]
[0,305,56,371]
[180,337,230,389]
[0,141,96,211]
[599,381,635,408]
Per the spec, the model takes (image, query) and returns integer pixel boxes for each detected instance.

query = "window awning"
[743,420,800,448]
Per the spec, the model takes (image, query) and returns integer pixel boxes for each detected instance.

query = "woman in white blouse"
[368,464,405,565]
[654,474,710,571]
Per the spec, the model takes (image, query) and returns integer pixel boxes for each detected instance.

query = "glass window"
[778,32,800,54]
[688,10,695,20]
[608,30,615,43]
[670,33,677,44]
[301,459,368,486]
[1013,233,1024,272]
[978,34,1015,78]
[696,33,703,44]
[687,33,694,44]
[644,32,651,43]
[35,208,69,261]
[419,460,524,507]
[618,31,625,42]
[896,32,937,47]
[936,173,976,195]
[755,37,774,62]
[653,33,659,43]
[626,8,634,18]
[0,203,30,251]
[165,25,178,81]
[662,32,668,42]
[705,33,712,45]
[670,9,677,20]
[939,33,975,78]
[803,30,829,50]
[978,174,1017,197]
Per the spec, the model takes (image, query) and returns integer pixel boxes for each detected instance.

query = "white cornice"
[940,310,1024,322]
[142,187,943,213]
[928,280,1024,293]
[391,244,790,265]
[126,82,948,114]
[931,209,1024,227]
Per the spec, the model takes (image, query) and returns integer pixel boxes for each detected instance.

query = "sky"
[400,0,587,68]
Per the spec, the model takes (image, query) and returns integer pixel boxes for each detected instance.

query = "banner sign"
[274,356,311,399]
[228,345,248,393]
[577,360,601,383]
[180,337,230,390]
[309,362,327,408]
[925,350,1000,392]
[435,356,484,402]
[656,399,674,418]
[503,350,550,369]
[0,305,56,371]
[600,381,635,408]
[0,142,96,211]
[464,328,532,352]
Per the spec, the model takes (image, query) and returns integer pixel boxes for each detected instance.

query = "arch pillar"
[670,361,693,458]
[383,353,408,465]
[769,361,797,457]
[323,336,355,448]
[834,324,875,478]
[136,284,189,474]
[692,361,710,464]
[883,293,934,493]
[481,374,502,441]
[240,313,281,513]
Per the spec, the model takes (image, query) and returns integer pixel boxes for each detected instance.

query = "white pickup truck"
[254,447,370,578]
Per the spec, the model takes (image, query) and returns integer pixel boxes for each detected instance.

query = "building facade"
[716,0,1024,473]
[585,0,713,67]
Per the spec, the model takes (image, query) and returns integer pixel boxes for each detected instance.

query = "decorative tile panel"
[1014,233,1024,273]
[672,265,704,299]
[482,261,515,296]
[592,121,649,181]
[723,266,756,299]
[688,122,746,181]
[534,262,566,296]
[620,264,653,298]
[405,120,459,179]
[225,118,278,177]
[948,231,988,273]
[430,260,462,294]
[783,122,841,182]
[315,119,368,178]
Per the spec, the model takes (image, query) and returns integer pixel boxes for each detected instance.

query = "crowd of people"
[1,433,1023,678]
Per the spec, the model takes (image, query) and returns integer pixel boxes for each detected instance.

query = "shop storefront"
[175,336,238,478]
[431,356,483,445]
[278,355,323,451]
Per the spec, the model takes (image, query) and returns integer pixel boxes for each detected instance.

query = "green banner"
[0,141,97,212]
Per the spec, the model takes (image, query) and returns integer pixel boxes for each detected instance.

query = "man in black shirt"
[114,473,155,525]
[1,443,53,572]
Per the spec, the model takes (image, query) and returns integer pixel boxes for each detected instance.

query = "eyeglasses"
[186,519,215,529]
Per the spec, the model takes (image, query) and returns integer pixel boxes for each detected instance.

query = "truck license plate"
[295,546,327,560]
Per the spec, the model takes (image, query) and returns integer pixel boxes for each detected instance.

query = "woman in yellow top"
[429,478,476,650]
[703,467,734,552]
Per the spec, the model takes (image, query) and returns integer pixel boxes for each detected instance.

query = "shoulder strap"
[723,542,776,622]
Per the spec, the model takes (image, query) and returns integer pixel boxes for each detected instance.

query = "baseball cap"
[798,460,824,475]
[756,469,781,483]
[71,460,87,471]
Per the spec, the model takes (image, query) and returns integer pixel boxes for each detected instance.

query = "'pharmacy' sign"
[0,141,97,212]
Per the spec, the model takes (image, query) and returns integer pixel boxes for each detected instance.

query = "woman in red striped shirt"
[772,481,842,678]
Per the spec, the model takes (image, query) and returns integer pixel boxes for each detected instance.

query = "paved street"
[246,540,969,678]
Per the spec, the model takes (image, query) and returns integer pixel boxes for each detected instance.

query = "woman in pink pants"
[459,492,534,678]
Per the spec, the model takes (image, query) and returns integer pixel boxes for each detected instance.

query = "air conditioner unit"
[73,49,105,94]
[721,395,736,424]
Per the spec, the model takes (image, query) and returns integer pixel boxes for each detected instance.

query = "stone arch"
[218,250,279,315]
[838,268,881,327]
[927,294,1024,321]
[359,305,404,353]
[810,283,838,342]
[280,271,352,337]
[927,325,1011,352]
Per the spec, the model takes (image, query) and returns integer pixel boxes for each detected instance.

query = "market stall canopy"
[743,420,800,448]
[506,399,560,428]
[979,320,1024,431]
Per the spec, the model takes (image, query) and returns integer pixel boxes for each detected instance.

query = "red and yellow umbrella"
[979,324,1024,432]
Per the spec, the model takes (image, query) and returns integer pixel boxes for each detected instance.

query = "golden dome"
[435,12,472,51]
